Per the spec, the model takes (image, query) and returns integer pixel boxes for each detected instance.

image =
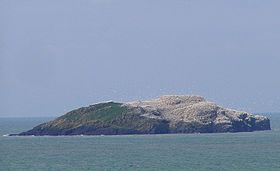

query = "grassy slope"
[23,102,169,135]
[47,102,130,129]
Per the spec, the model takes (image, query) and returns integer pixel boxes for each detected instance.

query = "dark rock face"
[15,96,271,136]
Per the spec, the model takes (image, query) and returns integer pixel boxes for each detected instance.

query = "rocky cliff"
[15,95,271,136]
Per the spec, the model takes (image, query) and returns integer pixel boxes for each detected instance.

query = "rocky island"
[14,95,271,136]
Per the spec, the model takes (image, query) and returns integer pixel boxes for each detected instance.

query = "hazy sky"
[1,0,280,117]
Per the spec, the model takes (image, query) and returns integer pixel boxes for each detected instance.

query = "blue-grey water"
[1,114,280,171]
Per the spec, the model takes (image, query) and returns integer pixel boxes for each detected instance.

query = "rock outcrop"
[14,95,271,136]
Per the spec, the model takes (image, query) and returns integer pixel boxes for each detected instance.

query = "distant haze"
[1,0,280,117]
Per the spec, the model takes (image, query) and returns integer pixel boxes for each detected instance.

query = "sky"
[1,0,280,117]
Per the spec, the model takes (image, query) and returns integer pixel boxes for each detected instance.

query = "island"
[13,95,271,136]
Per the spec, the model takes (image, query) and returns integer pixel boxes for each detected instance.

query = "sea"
[0,113,280,171]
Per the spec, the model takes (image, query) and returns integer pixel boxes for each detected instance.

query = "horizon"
[1,94,279,118]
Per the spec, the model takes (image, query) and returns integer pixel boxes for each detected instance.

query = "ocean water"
[0,114,280,171]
